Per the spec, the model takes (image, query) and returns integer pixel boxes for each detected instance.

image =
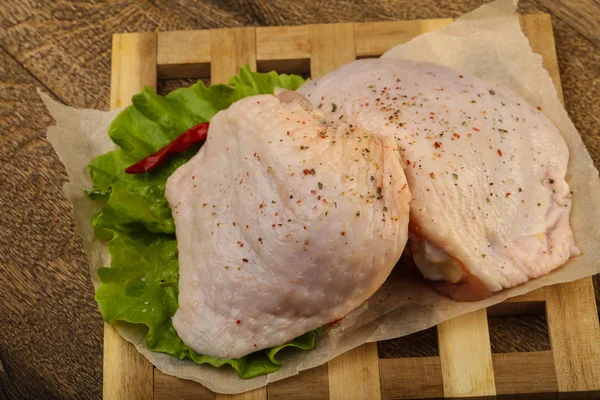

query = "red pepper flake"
[434,141,441,149]
[302,121,306,125]
[272,224,276,228]
[472,127,480,132]
[497,149,503,156]
[242,258,248,263]
[430,172,436,179]
[453,133,461,139]
[341,231,346,236]
[536,106,542,111]
[239,179,243,184]
[125,122,209,174]
[303,169,311,175]
[324,318,342,332]
[406,160,411,165]
[192,176,195,180]
[311,190,317,195]
[236,320,241,324]
[506,192,511,197]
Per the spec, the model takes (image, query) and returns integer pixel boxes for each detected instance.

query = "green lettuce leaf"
[89,66,314,378]
[96,229,318,378]
[88,67,306,234]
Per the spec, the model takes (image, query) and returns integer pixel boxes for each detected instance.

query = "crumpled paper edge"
[42,0,600,394]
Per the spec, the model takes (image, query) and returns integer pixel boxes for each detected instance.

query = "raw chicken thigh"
[299,59,578,300]
[165,93,410,358]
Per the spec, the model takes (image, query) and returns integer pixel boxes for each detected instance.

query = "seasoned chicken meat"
[299,59,578,300]
[165,93,410,358]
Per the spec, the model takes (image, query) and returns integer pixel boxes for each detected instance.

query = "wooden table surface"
[1,1,599,399]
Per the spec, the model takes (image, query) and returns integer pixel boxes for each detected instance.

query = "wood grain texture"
[1,1,599,399]
[545,279,600,393]
[215,388,266,400]
[110,33,158,109]
[0,46,103,400]
[104,32,158,400]
[354,19,453,57]
[267,364,329,400]
[539,0,600,46]
[308,23,356,77]
[157,31,211,79]
[380,351,558,399]
[210,28,257,84]
[327,343,381,400]
[154,370,215,400]
[256,25,310,75]
[492,351,558,398]
[104,324,154,400]
[519,13,563,101]
[437,309,496,397]
[380,356,444,400]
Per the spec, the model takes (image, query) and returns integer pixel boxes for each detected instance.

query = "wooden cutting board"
[105,13,600,399]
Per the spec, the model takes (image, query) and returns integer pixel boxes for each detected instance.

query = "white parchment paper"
[43,0,600,394]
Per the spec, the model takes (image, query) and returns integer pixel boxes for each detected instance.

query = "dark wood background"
[1,1,598,399]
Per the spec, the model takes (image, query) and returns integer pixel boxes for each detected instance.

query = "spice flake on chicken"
[165,93,410,358]
[299,59,579,301]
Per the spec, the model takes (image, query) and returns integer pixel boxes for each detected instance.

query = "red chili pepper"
[125,122,209,174]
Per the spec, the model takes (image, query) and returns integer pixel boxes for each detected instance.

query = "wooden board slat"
[256,25,311,74]
[380,351,557,400]
[519,13,563,101]
[268,364,330,400]
[157,30,211,79]
[308,23,356,78]
[256,25,310,61]
[110,32,157,110]
[215,388,267,400]
[437,309,496,398]
[354,19,453,58]
[380,356,444,400]
[154,370,215,400]
[545,278,600,394]
[327,343,381,400]
[492,351,558,398]
[210,27,257,84]
[106,31,157,400]
[103,324,154,400]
